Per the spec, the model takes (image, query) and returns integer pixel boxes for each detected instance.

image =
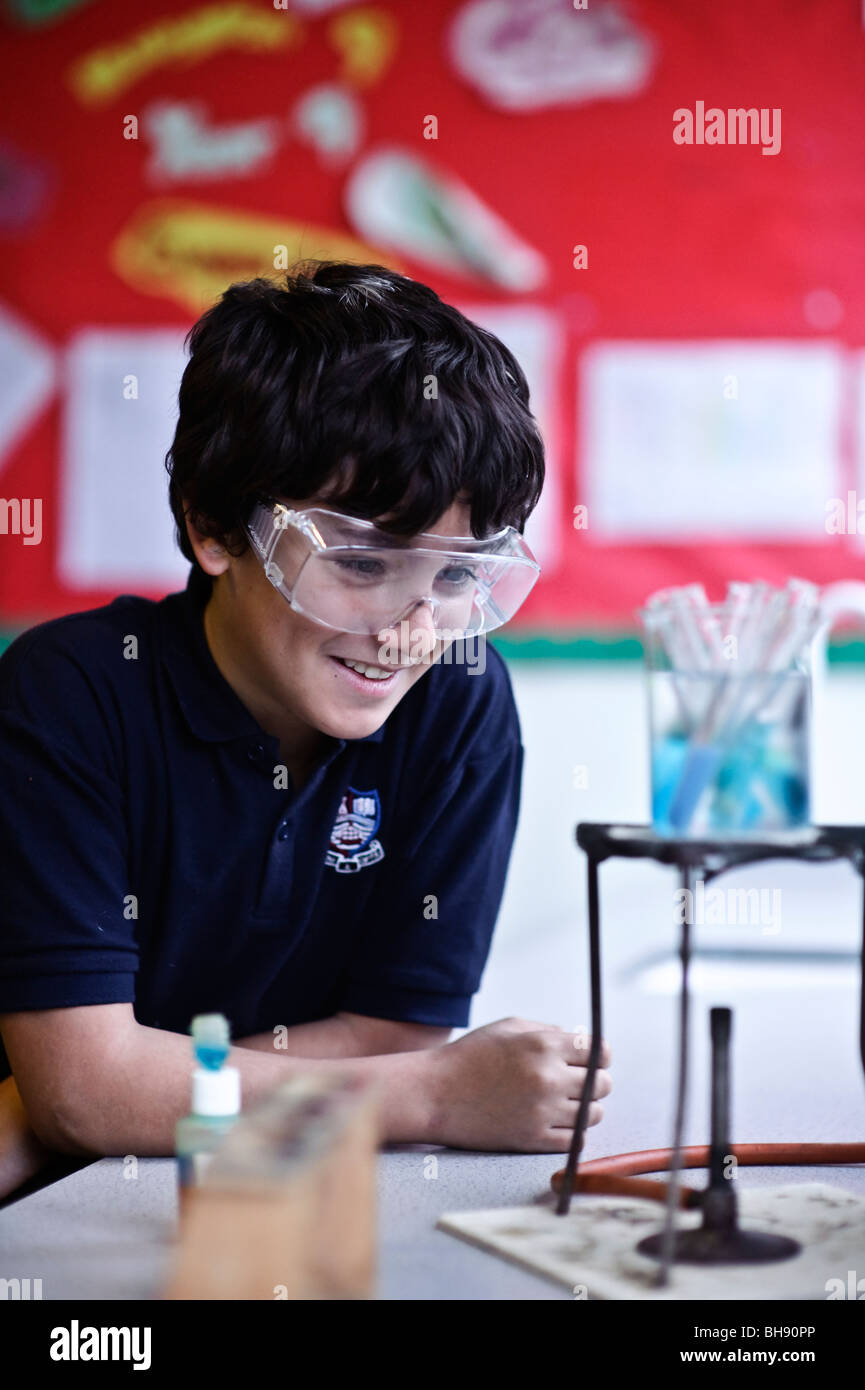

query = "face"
[191,491,475,759]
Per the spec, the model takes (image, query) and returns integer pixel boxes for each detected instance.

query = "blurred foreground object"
[166,1072,378,1301]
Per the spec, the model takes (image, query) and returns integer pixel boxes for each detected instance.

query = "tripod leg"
[654,863,694,1286]
[556,852,603,1216]
[860,873,865,1097]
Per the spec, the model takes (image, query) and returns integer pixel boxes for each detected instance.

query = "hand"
[425,1016,612,1153]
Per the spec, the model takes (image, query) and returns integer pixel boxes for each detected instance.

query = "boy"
[0,263,610,1192]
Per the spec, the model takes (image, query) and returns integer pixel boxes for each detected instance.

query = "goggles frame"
[243,499,540,636]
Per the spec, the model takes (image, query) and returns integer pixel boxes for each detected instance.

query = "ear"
[183,503,231,578]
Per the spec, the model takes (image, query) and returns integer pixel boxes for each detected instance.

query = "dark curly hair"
[166,261,545,574]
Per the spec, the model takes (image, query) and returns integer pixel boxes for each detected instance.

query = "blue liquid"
[667,744,723,833]
[649,671,810,837]
[195,1044,230,1071]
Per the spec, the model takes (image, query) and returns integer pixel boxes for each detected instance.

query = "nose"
[379,598,439,663]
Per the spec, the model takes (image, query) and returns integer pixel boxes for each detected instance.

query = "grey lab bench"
[1,1147,863,1300]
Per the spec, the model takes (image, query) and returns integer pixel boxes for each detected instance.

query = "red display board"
[1,0,865,630]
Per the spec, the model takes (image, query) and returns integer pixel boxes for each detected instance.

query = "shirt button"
[248,743,265,763]
[277,821,291,841]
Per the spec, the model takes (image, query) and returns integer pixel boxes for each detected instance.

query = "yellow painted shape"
[328,7,398,88]
[110,199,402,314]
[68,3,302,105]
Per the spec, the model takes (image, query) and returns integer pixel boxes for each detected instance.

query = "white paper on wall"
[458,304,562,571]
[59,314,560,592]
[59,330,190,590]
[581,341,843,541]
[851,350,865,551]
[0,302,56,477]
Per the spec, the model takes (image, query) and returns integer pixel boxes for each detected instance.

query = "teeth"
[339,658,393,681]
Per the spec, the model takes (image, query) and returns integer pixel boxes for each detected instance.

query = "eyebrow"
[311,507,489,548]
[312,510,415,547]
[323,516,361,537]
[322,515,387,543]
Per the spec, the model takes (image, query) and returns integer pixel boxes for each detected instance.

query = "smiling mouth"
[334,656,397,681]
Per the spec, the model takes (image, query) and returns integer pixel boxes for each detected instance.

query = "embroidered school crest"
[325,787,385,873]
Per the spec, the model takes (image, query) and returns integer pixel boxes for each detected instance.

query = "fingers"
[488,1019,611,1066]
[563,1033,612,1068]
[516,1107,604,1153]
[547,1093,605,1126]
[567,1066,612,1102]
[536,1101,605,1151]
[493,1016,567,1035]
[543,1060,610,1133]
[528,1041,612,1102]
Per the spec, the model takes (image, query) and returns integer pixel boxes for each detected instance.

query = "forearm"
[235,1012,449,1059]
[235,1015,359,1058]
[47,1022,440,1156]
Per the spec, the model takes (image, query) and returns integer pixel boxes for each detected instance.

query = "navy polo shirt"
[0,567,524,1082]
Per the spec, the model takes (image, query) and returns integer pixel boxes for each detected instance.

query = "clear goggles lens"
[244,503,540,637]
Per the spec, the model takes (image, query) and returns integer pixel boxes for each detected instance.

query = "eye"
[332,555,388,580]
[436,565,478,588]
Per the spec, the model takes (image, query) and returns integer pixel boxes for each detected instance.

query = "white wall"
[470,662,865,1153]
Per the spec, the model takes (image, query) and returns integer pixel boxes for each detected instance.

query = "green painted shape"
[2,626,865,663]
[491,631,865,664]
[6,0,92,24]
[489,631,644,661]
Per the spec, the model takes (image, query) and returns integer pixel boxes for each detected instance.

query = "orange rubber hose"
[567,1174,701,1208]
[552,1142,865,1202]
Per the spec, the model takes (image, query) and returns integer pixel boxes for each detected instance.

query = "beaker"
[640,606,812,837]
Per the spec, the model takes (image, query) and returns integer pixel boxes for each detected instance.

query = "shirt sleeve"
[336,735,525,1028]
[0,630,138,1014]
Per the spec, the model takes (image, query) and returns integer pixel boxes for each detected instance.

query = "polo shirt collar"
[159,567,387,746]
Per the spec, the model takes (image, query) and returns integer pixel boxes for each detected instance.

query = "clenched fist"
[425,1016,612,1152]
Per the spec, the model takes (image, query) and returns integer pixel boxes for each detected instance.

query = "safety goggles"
[243,501,540,637]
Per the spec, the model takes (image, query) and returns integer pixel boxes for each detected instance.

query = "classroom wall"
[1,0,865,636]
[500,659,865,946]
